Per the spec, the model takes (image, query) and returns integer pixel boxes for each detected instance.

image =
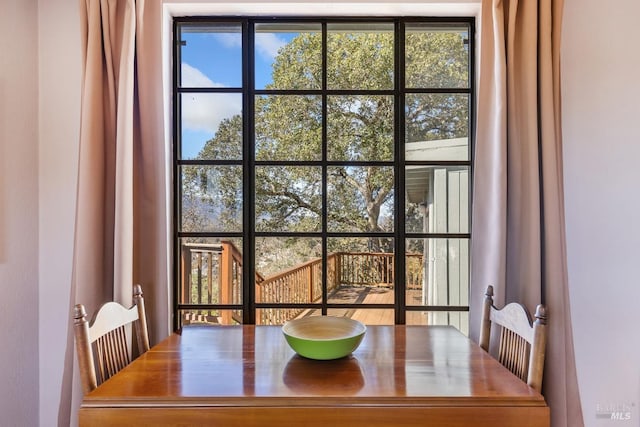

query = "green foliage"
[269,33,322,90]
[255,95,322,161]
[327,95,394,162]
[256,236,321,276]
[255,166,322,232]
[198,115,243,160]
[405,28,468,88]
[327,31,394,90]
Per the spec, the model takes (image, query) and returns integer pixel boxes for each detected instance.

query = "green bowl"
[282,316,366,360]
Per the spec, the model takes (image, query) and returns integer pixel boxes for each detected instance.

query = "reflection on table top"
[83,325,545,405]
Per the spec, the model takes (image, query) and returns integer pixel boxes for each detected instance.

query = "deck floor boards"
[298,286,429,325]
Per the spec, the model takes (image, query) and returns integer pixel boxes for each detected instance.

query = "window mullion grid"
[172,20,182,330]
[394,19,406,324]
[468,19,476,251]
[464,19,475,315]
[400,87,470,95]
[320,22,329,316]
[243,20,256,324]
[173,17,474,327]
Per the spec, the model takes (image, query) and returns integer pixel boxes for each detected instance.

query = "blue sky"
[180,28,299,159]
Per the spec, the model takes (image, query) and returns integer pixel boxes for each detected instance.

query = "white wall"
[0,0,40,426]
[562,0,640,425]
[38,0,82,425]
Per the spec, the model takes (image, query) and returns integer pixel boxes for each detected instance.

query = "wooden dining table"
[79,325,549,426]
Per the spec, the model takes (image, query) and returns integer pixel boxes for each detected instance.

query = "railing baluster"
[207,252,213,304]
[197,252,203,305]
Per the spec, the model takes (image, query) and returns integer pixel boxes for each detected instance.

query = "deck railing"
[181,243,424,326]
[181,242,262,325]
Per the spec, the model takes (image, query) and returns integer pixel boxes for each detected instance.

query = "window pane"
[328,309,394,325]
[255,166,322,232]
[255,23,322,90]
[327,237,395,307]
[327,23,394,90]
[255,236,322,281]
[405,94,469,160]
[327,95,394,161]
[181,165,242,232]
[179,23,242,88]
[257,309,321,326]
[178,237,243,306]
[181,93,242,160]
[328,166,394,233]
[256,237,321,321]
[405,166,469,233]
[405,238,469,312]
[405,24,469,89]
[255,95,322,161]
[179,310,243,327]
[406,311,468,335]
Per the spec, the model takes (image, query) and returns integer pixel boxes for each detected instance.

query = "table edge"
[81,395,548,409]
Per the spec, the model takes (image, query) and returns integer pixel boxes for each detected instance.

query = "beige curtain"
[470,0,583,425]
[58,0,169,425]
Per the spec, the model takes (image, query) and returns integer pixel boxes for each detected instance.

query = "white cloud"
[255,33,287,60]
[181,63,241,134]
[213,32,242,49]
[210,32,286,60]
[181,63,225,88]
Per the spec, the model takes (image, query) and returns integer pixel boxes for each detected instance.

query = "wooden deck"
[182,244,432,327]
[182,286,433,327]
[298,286,428,325]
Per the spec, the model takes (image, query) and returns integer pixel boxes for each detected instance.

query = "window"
[173,17,474,331]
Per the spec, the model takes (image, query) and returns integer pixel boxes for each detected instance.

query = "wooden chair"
[73,284,150,393]
[479,285,547,392]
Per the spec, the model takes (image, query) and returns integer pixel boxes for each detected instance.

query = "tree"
[183,28,469,264]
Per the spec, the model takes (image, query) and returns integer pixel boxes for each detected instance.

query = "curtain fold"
[132,0,171,347]
[73,0,136,313]
[470,0,584,425]
[59,1,169,425]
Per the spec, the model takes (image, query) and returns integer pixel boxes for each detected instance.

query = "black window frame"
[172,16,475,329]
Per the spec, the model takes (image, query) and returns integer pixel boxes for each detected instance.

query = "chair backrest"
[73,284,150,393]
[479,285,547,392]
